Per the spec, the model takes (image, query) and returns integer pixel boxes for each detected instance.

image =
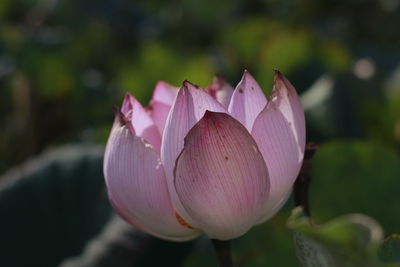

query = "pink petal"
[174,111,270,240]
[271,70,306,150]
[103,114,201,241]
[228,70,268,132]
[161,81,227,223]
[207,75,234,108]
[149,81,179,134]
[251,71,306,223]
[121,93,162,153]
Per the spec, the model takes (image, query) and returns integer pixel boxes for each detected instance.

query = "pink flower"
[103,70,306,241]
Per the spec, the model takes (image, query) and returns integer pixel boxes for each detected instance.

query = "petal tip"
[123,92,134,103]
[121,92,136,115]
[155,80,169,87]
[273,69,285,86]
[211,74,226,87]
[202,110,223,121]
[183,80,201,90]
[243,69,255,79]
[113,106,130,125]
[112,104,135,135]
[153,81,170,95]
[273,69,282,76]
[238,69,257,89]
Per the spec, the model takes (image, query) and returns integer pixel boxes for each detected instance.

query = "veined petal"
[251,71,306,223]
[228,70,267,132]
[149,81,179,134]
[271,70,306,151]
[174,111,270,240]
[151,81,179,105]
[104,115,201,241]
[121,93,161,153]
[207,75,234,108]
[161,81,227,223]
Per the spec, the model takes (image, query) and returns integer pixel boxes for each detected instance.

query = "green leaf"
[288,207,384,267]
[379,234,400,263]
[310,141,400,234]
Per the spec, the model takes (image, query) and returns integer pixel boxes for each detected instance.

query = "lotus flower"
[103,70,305,241]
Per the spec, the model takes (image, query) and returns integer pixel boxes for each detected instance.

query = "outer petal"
[103,115,201,241]
[174,111,270,240]
[121,93,161,153]
[207,75,234,108]
[149,81,179,134]
[228,70,268,132]
[251,71,306,223]
[161,81,227,222]
[271,70,306,150]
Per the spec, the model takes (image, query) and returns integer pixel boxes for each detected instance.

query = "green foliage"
[288,207,383,267]
[379,235,400,264]
[0,145,111,267]
[310,141,400,234]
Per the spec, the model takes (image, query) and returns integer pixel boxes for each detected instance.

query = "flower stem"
[294,143,318,217]
[211,239,233,267]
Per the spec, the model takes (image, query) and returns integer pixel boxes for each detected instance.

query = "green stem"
[211,239,233,267]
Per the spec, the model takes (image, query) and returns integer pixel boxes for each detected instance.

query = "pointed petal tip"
[203,109,214,118]
[212,74,226,85]
[273,69,282,75]
[182,80,190,88]
[202,110,229,121]
[153,81,172,95]
[242,69,251,79]
[244,68,256,77]
[121,92,135,115]
[151,80,179,101]
[182,79,194,87]
[239,69,258,86]
[273,69,287,85]
[155,80,169,87]
[182,80,201,90]
[271,70,302,97]
[112,106,131,126]
[123,92,134,102]
[228,69,267,131]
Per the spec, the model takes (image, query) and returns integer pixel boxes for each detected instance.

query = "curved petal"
[121,93,161,153]
[271,70,306,150]
[174,111,270,240]
[228,70,267,132]
[103,115,201,241]
[251,71,306,223]
[161,81,227,223]
[207,75,234,108]
[149,81,179,134]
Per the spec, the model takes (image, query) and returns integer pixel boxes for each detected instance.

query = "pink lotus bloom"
[103,70,305,241]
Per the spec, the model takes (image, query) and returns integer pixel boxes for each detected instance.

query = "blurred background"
[0,0,400,266]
